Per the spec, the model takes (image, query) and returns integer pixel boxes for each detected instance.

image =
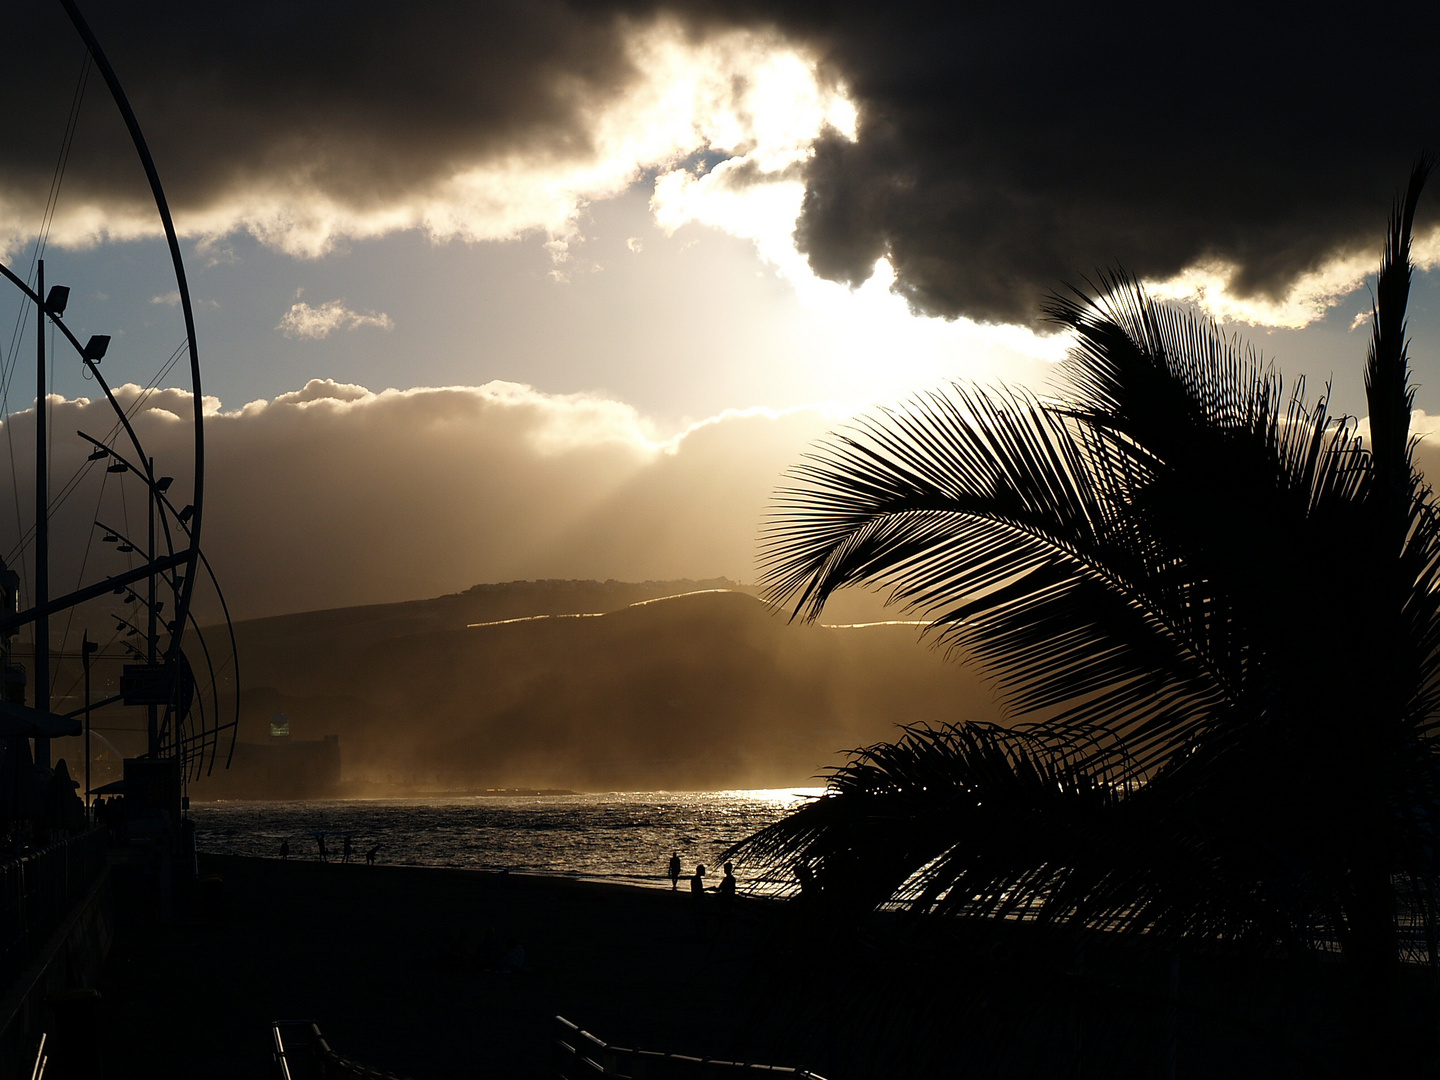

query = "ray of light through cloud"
[2,1,1438,624]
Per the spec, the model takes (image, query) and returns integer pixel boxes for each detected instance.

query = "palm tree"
[730,161,1439,1051]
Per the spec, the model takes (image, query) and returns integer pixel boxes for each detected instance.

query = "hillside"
[193,580,998,796]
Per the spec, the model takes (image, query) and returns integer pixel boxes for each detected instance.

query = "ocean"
[190,788,823,891]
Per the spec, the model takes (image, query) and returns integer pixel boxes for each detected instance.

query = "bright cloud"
[277,300,395,339]
[17,18,857,267]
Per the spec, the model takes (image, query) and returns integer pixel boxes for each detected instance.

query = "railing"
[272,1020,411,1080]
[28,1032,46,1080]
[555,1017,828,1080]
[0,829,109,991]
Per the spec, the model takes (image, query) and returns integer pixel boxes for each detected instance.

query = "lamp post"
[83,632,97,816]
[33,267,70,771]
[34,261,48,770]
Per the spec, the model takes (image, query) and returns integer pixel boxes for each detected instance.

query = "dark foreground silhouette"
[97,854,1392,1079]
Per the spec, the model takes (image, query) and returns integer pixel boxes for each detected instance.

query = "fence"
[555,1017,828,1080]
[271,1021,411,1080]
[0,830,110,993]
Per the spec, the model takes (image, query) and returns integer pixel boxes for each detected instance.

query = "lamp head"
[81,335,110,362]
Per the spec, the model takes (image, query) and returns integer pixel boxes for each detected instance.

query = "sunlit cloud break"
[1146,226,1440,330]
[277,300,395,340]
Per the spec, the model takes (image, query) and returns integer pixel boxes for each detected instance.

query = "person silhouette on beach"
[668,851,681,890]
[366,845,378,866]
[690,863,707,935]
[342,835,354,864]
[317,834,327,862]
[718,861,736,902]
[280,838,290,860]
[716,861,737,937]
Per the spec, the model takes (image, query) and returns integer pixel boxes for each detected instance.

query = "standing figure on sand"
[668,851,682,890]
[716,861,737,938]
[690,863,707,935]
[717,861,736,903]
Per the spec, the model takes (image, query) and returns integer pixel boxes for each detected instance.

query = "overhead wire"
[0,47,231,775]
[0,48,91,607]
[37,330,192,692]
[0,52,191,571]
[51,468,117,699]
[6,334,187,564]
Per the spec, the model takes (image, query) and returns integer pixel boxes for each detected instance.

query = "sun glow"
[651,189,1069,407]
[644,67,1067,405]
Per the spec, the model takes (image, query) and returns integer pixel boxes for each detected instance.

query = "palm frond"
[760,297,1378,775]
[760,385,1247,773]
[747,168,1440,985]
[1365,155,1434,496]
[727,722,1323,949]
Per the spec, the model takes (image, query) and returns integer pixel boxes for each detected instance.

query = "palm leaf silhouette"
[735,159,1440,987]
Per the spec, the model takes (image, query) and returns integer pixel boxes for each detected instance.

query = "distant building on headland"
[190,711,340,800]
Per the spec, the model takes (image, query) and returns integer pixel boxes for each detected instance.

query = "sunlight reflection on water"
[192,789,824,891]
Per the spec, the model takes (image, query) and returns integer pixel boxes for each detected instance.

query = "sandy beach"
[98,854,820,1080]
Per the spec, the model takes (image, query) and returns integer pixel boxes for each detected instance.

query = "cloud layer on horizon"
[0,379,836,622]
[5,1,1436,332]
[5,373,1440,633]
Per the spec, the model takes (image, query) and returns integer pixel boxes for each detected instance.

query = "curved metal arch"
[56,0,204,656]
[0,1,237,777]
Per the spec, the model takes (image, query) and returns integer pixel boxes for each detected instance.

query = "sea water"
[191,789,823,890]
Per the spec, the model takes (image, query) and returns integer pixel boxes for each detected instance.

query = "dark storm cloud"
[10,0,630,196]
[7,0,1439,323]
[766,0,1440,324]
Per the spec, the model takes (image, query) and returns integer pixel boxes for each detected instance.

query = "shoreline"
[184,790,814,887]
[192,856,784,896]
[187,784,827,803]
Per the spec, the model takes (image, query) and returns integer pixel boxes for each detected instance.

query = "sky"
[2,0,1439,622]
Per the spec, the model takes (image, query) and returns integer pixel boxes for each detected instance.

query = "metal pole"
[147,457,158,758]
[34,260,49,770]
[83,631,95,815]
